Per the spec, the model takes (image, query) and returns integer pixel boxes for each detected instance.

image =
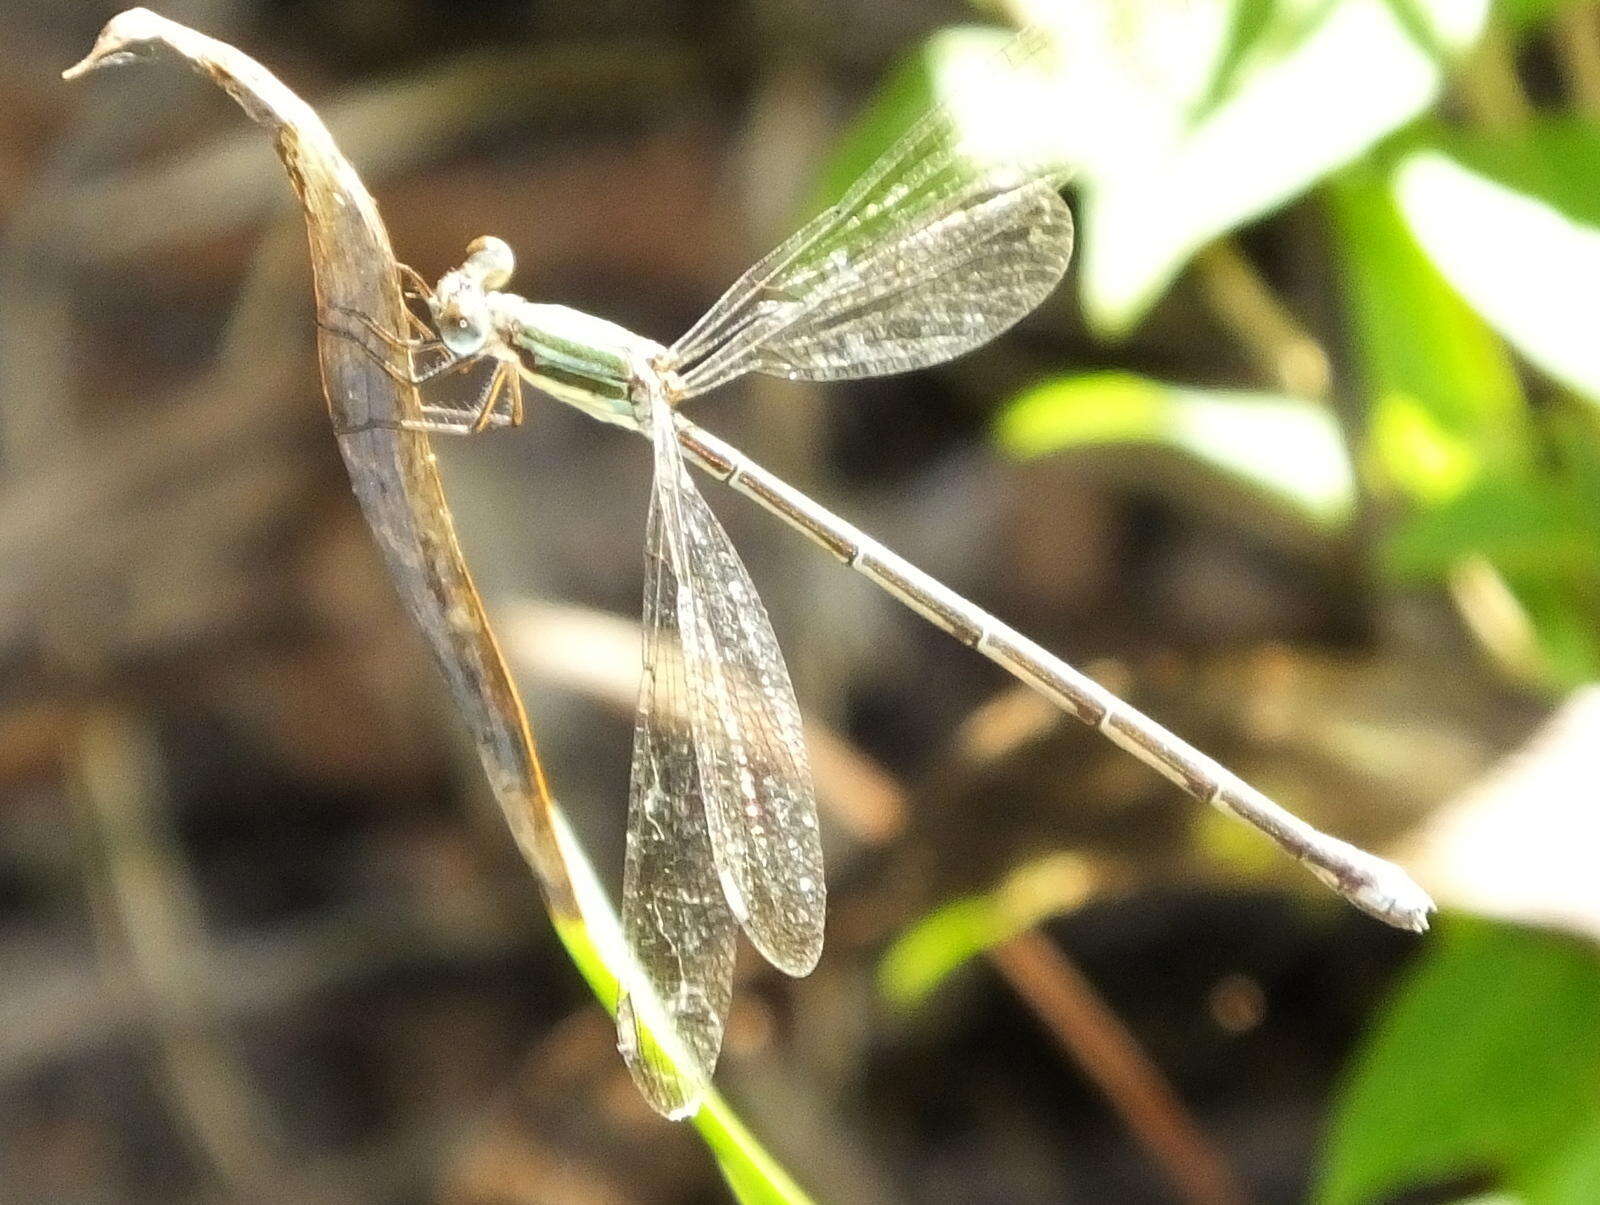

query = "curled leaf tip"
[62,8,172,80]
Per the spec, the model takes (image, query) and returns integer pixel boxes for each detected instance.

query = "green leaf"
[816,3,1490,337]
[878,895,1013,1011]
[1318,917,1600,1205]
[1394,122,1600,406]
[807,28,958,213]
[1521,1114,1600,1203]
[696,1097,816,1205]
[1443,119,1600,228]
[878,854,1097,1009]
[1330,159,1529,505]
[1047,0,1491,332]
[1511,581,1600,688]
[1380,477,1600,582]
[547,815,813,1204]
[1195,0,1279,118]
[993,370,1356,526]
[1499,0,1600,32]
[1334,147,1600,688]
[1374,469,1600,688]
[1366,394,1484,503]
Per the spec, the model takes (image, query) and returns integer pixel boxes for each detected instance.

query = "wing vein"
[649,392,827,976]
[664,27,1074,397]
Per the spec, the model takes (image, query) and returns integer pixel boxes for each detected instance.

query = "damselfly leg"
[320,300,522,433]
[395,261,436,306]
[467,357,524,433]
[319,302,456,375]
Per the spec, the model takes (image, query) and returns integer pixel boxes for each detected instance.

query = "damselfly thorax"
[388,234,686,434]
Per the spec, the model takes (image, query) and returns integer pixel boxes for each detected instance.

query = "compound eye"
[440,310,487,355]
[427,271,491,356]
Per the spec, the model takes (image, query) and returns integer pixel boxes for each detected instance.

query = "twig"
[71,711,301,1200]
[1456,20,1535,131]
[1447,555,1548,687]
[989,929,1250,1205]
[0,870,536,1080]
[1194,241,1330,400]
[1554,4,1600,117]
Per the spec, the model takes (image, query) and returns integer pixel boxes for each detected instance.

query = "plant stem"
[1195,241,1331,401]
[1554,3,1600,117]
[990,929,1250,1205]
[1456,20,1535,131]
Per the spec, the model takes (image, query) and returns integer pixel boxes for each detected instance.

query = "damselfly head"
[463,235,515,291]
[428,268,491,356]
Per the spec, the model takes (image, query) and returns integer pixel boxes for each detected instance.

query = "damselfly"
[331,27,1432,1118]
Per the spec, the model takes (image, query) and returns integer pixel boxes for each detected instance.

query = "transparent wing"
[665,26,1074,398]
[648,392,827,976]
[618,487,737,1119]
[684,182,1073,391]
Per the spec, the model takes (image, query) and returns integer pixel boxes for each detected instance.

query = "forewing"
[731,182,1072,384]
[649,395,826,976]
[666,27,1074,397]
[618,487,738,1119]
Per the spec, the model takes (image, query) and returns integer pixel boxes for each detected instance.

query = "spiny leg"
[506,366,525,427]
[317,254,436,348]
[318,290,524,435]
[323,301,437,353]
[401,307,438,344]
[316,312,420,385]
[469,360,516,433]
[396,261,435,304]
[379,306,461,381]
[317,304,464,385]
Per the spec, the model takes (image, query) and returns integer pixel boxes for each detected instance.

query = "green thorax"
[494,297,664,427]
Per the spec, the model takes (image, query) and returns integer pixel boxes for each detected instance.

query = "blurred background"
[4,0,1600,1201]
